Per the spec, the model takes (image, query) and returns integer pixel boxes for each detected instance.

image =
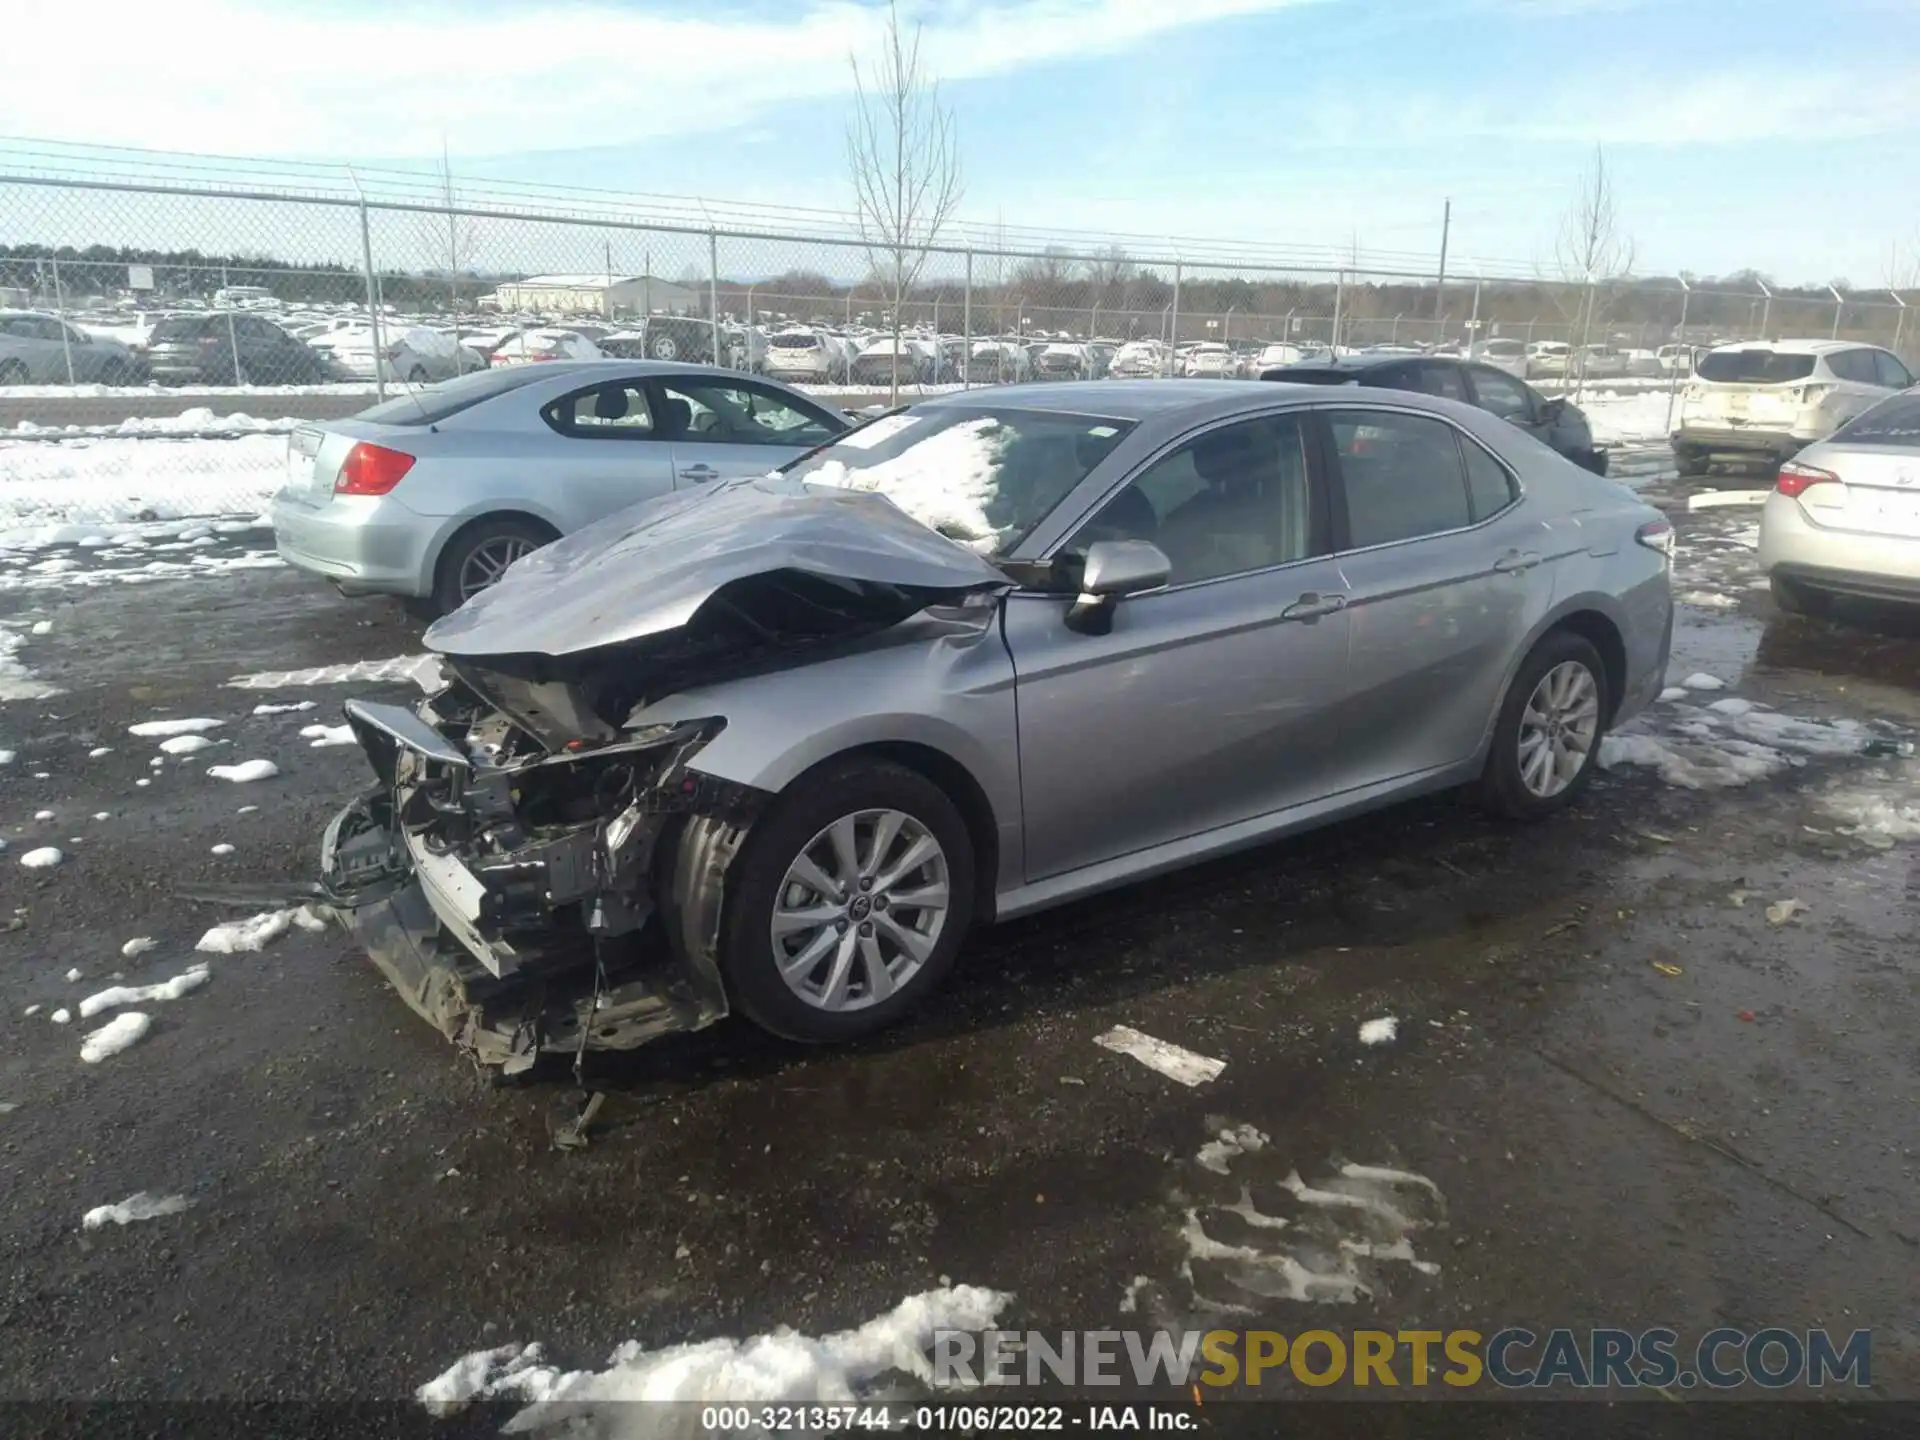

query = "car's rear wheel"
[1476,631,1610,820]
[716,758,975,1043]
[407,364,429,384]
[430,516,556,616]
[1674,444,1710,477]
[1770,573,1831,617]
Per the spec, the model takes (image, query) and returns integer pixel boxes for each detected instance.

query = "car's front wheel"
[1477,631,1611,819]
[716,758,976,1043]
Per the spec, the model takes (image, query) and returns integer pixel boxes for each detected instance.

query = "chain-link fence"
[3,157,1916,532]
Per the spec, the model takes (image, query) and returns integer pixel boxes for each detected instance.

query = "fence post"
[963,250,973,392]
[50,254,75,385]
[1892,289,1908,360]
[1168,262,1182,376]
[708,232,721,366]
[1827,284,1844,341]
[357,201,386,402]
[1468,279,1481,352]
[1331,269,1344,353]
[1664,280,1691,435]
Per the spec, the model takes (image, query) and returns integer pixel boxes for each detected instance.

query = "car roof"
[1704,338,1862,355]
[1263,354,1451,376]
[914,377,1432,424]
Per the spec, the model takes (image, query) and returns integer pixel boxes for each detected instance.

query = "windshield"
[353,365,552,425]
[783,407,1135,554]
[1697,349,1817,383]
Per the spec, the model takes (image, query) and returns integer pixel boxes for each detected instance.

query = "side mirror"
[1539,396,1567,423]
[1066,539,1171,635]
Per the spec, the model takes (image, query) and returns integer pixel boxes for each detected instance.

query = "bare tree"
[846,0,963,403]
[1553,146,1635,399]
[416,142,477,336]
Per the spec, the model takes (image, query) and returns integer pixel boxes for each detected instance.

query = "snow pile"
[158,733,217,755]
[806,416,1011,549]
[1581,391,1677,446]
[121,936,157,957]
[1358,1016,1398,1046]
[418,1285,1013,1423]
[207,759,279,783]
[0,432,286,533]
[128,716,224,737]
[251,701,315,715]
[14,408,299,439]
[81,1192,193,1229]
[1818,760,1920,846]
[1602,696,1883,791]
[0,626,60,700]
[79,1011,153,1063]
[196,906,325,954]
[300,723,355,748]
[19,847,63,870]
[77,964,210,1020]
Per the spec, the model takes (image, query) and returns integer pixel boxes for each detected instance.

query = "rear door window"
[1411,362,1469,402]
[654,378,842,447]
[1460,438,1519,520]
[1325,409,1475,549]
[1696,350,1817,383]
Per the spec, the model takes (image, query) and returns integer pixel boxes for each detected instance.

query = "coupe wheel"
[430,516,555,616]
[1477,632,1610,819]
[716,758,975,1043]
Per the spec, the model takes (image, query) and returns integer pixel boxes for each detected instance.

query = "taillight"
[1793,384,1832,405]
[334,442,415,496]
[1775,460,1839,498]
[1634,519,1674,555]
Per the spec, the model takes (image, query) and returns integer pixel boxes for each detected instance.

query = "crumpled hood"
[425,473,1009,660]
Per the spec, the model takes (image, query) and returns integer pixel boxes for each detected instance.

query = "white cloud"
[3,0,1317,158]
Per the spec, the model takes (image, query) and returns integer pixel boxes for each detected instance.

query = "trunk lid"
[1794,443,1920,538]
[278,420,415,509]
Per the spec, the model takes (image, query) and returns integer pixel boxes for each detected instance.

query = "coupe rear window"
[151,316,216,340]
[353,365,552,426]
[1832,393,1920,446]
[784,407,1136,555]
[772,334,818,348]
[1264,368,1352,385]
[1696,350,1817,384]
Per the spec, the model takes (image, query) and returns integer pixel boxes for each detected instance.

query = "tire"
[0,360,27,386]
[1674,444,1710,477]
[406,365,429,384]
[650,335,680,361]
[714,757,976,1043]
[1475,631,1611,820]
[100,359,132,386]
[429,516,556,617]
[1770,573,1831,617]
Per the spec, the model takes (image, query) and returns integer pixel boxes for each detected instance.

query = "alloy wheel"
[769,809,951,1012]
[455,535,536,602]
[1517,660,1600,798]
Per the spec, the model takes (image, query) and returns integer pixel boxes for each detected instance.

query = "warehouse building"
[480,274,703,317]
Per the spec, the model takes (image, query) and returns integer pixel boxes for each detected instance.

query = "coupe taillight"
[335,442,416,496]
[1775,460,1839,498]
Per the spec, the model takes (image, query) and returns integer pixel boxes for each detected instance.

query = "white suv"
[1673,339,1913,475]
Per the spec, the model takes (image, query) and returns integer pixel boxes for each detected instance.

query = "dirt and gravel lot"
[1,472,1917,1434]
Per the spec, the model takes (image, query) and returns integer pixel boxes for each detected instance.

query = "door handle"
[678,464,720,482]
[1493,550,1541,573]
[1281,591,1347,621]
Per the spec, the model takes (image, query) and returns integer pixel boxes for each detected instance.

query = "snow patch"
[299,723,355,748]
[227,655,444,691]
[158,734,216,755]
[77,964,209,1019]
[207,759,279,783]
[195,905,324,954]
[210,843,235,856]
[20,846,63,870]
[121,936,157,957]
[128,717,223,737]
[81,1192,192,1229]
[251,701,315,715]
[1680,672,1726,691]
[1358,1016,1398,1047]
[418,1284,1012,1422]
[79,1011,152,1063]
[0,627,60,699]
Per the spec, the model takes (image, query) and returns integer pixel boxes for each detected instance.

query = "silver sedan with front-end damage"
[317,381,1674,1075]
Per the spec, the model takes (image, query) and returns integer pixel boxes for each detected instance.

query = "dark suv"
[147,313,335,385]
[1262,354,1608,474]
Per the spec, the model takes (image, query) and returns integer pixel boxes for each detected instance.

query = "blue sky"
[7,0,1917,284]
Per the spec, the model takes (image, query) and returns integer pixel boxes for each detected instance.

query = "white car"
[1183,343,1238,378]
[1526,341,1572,376]
[1673,339,1915,476]
[1470,338,1530,379]
[1106,341,1166,378]
[1254,342,1314,372]
[1655,344,1697,377]
[487,329,605,367]
[962,340,1030,384]
[848,336,933,387]
[1576,344,1630,380]
[311,326,486,383]
[764,330,841,383]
